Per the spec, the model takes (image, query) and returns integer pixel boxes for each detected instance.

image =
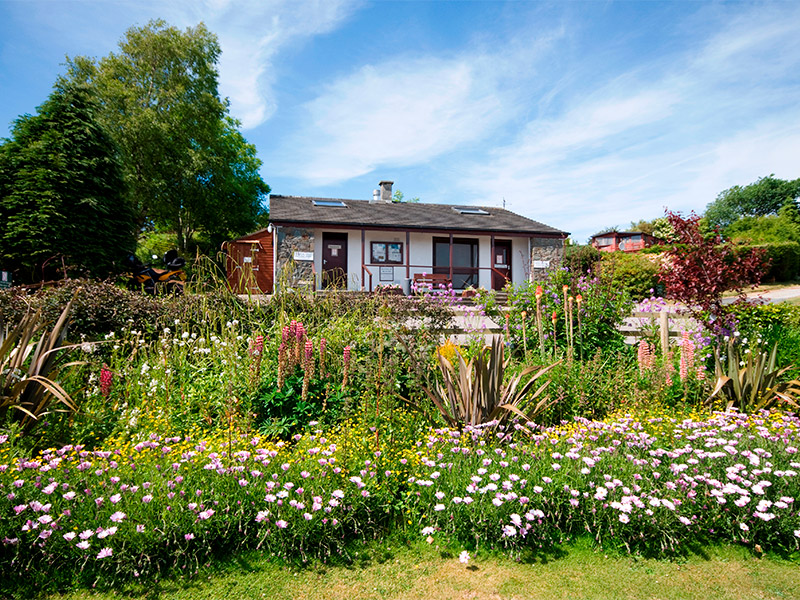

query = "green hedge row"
[733,241,800,282]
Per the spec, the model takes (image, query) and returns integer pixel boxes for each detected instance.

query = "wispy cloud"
[450,5,800,241]
[4,0,360,129]
[275,27,564,185]
[279,56,507,183]
[198,0,360,128]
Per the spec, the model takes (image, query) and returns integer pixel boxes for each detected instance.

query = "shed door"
[225,239,273,294]
[322,232,348,289]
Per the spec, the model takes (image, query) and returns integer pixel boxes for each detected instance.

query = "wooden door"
[322,232,348,289]
[492,240,512,290]
[225,239,273,294]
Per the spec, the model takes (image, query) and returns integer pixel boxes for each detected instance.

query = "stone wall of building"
[530,237,566,281]
[275,227,315,290]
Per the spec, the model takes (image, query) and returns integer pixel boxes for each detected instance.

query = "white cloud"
[449,6,800,243]
[15,0,360,129]
[280,55,512,183]
[172,0,361,128]
[275,25,567,186]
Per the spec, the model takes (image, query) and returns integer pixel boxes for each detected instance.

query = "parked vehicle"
[125,250,186,294]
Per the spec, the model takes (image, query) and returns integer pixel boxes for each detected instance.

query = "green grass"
[37,540,800,600]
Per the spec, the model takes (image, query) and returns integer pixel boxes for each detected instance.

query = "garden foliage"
[423,337,557,429]
[658,211,765,331]
[0,292,80,433]
[2,261,800,596]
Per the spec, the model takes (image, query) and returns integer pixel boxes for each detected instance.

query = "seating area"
[412,273,451,290]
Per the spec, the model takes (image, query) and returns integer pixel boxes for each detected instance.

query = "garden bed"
[1,409,798,595]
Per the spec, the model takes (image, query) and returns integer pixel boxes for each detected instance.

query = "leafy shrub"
[597,252,660,300]
[724,302,800,379]
[658,211,765,333]
[0,281,166,340]
[564,244,602,274]
[254,371,347,438]
[733,241,800,282]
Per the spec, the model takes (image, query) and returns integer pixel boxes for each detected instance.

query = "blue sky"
[1,0,799,243]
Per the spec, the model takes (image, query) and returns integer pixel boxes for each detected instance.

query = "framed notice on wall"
[370,242,403,264]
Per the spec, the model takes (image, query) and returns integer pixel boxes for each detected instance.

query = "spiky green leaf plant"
[1,291,81,431]
[424,337,558,429]
[708,340,800,412]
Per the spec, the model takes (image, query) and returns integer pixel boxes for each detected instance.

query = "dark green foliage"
[597,252,660,300]
[705,174,800,230]
[254,371,346,438]
[563,244,601,274]
[731,241,800,282]
[65,20,269,252]
[0,82,137,282]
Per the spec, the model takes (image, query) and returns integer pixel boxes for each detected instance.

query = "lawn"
[43,541,800,600]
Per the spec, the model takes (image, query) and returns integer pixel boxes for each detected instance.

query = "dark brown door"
[322,232,348,289]
[492,240,512,290]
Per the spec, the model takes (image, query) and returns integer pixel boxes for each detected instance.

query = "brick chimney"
[379,180,393,203]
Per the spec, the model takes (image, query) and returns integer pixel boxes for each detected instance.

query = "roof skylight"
[453,206,489,215]
[313,200,348,208]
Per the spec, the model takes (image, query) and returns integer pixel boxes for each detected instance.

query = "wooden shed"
[223,228,274,294]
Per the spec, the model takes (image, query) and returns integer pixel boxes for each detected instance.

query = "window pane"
[434,242,450,267]
[452,243,473,267]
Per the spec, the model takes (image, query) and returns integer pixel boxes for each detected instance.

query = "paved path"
[741,285,800,304]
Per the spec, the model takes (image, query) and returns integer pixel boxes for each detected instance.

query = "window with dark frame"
[432,237,479,289]
[370,241,404,264]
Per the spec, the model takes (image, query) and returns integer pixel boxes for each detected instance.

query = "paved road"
[742,285,800,304]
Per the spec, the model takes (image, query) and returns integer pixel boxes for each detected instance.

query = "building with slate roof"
[224,181,568,294]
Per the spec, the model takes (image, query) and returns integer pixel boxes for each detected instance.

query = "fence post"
[660,310,669,355]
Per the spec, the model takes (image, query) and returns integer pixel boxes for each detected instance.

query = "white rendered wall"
[311,228,533,291]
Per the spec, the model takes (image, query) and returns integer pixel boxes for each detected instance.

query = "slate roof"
[269,195,568,236]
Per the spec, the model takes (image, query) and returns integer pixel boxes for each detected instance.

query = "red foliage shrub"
[657,211,767,332]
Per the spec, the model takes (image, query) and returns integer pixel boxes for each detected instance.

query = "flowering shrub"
[499,268,631,359]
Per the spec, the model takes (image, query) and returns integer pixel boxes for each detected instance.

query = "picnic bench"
[413,273,451,291]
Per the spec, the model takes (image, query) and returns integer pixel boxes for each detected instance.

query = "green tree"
[0,82,136,282]
[725,208,800,244]
[65,20,269,251]
[392,190,420,203]
[630,216,674,241]
[705,175,800,230]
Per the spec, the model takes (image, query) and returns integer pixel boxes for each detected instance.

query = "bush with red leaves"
[657,211,766,333]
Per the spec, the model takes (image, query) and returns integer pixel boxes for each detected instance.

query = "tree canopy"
[65,20,269,251]
[0,82,136,282]
[704,175,800,231]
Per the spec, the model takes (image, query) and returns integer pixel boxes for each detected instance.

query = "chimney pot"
[379,180,393,203]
